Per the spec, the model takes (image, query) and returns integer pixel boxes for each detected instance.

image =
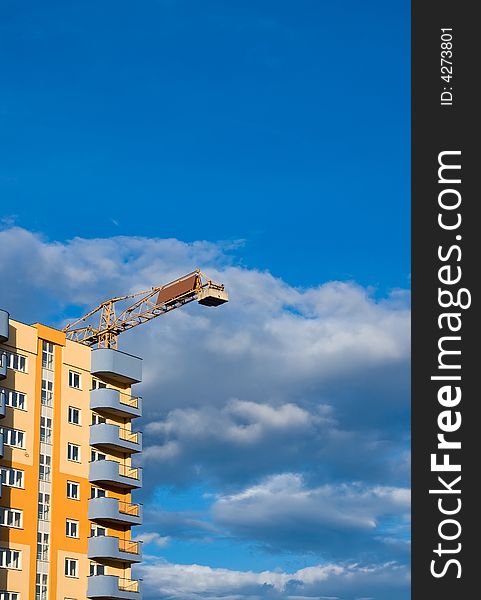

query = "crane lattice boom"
[63,270,228,349]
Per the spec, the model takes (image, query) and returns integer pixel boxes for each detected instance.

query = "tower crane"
[63,269,228,349]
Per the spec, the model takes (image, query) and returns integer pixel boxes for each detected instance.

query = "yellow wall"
[1,319,137,599]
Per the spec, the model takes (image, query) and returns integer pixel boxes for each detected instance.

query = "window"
[67,481,80,500]
[91,486,106,499]
[42,341,54,370]
[0,592,20,600]
[0,387,26,410]
[69,371,81,389]
[0,466,24,488]
[91,413,106,425]
[89,562,105,576]
[92,379,107,390]
[91,450,106,462]
[0,427,25,449]
[66,519,79,538]
[38,492,50,521]
[68,406,81,425]
[39,454,51,482]
[37,532,49,561]
[40,417,52,444]
[36,573,48,600]
[4,351,27,373]
[41,375,53,406]
[0,548,21,569]
[90,524,106,537]
[67,443,80,462]
[0,508,22,529]
[65,558,78,578]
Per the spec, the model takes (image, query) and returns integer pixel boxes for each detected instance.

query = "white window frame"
[92,378,107,390]
[67,443,80,462]
[4,351,27,373]
[89,561,105,576]
[0,466,24,488]
[68,406,81,426]
[0,426,25,449]
[0,387,27,410]
[0,591,20,600]
[91,413,106,425]
[90,486,106,499]
[65,557,78,578]
[0,548,22,569]
[39,454,52,482]
[41,373,54,407]
[38,492,50,521]
[66,480,80,500]
[90,524,106,537]
[40,416,52,444]
[66,519,79,538]
[91,450,106,462]
[68,370,82,390]
[37,531,49,561]
[0,507,23,529]
[42,341,54,370]
[36,573,48,600]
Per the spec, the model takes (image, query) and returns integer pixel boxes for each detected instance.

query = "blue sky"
[0,0,409,290]
[0,1,410,598]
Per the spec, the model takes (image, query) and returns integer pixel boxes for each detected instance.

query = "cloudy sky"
[0,1,410,599]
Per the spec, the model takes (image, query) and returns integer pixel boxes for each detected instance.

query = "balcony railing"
[88,496,142,525]
[118,539,140,555]
[118,428,140,444]
[88,535,142,564]
[119,464,140,480]
[87,574,142,598]
[119,500,140,517]
[119,393,140,409]
[90,387,142,419]
[119,578,140,593]
[89,459,142,489]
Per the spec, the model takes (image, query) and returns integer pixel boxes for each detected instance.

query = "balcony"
[89,460,142,490]
[88,535,142,564]
[89,497,143,526]
[91,348,142,385]
[91,387,142,419]
[0,310,9,343]
[87,575,142,599]
[0,353,6,381]
[90,423,142,454]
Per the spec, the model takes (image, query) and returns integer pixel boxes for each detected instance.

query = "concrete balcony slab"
[91,349,142,385]
[91,387,142,419]
[89,459,142,490]
[88,535,142,564]
[90,423,142,454]
[87,575,142,599]
[88,497,143,526]
[0,310,9,343]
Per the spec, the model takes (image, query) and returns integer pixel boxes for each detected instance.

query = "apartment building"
[0,308,143,600]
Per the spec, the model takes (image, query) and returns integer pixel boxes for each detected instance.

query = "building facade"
[0,309,143,600]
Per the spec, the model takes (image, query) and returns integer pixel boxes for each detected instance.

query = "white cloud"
[0,227,410,574]
[136,532,171,547]
[209,474,410,555]
[137,559,410,599]
[0,227,410,488]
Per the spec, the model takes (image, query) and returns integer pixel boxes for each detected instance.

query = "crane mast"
[63,269,228,349]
